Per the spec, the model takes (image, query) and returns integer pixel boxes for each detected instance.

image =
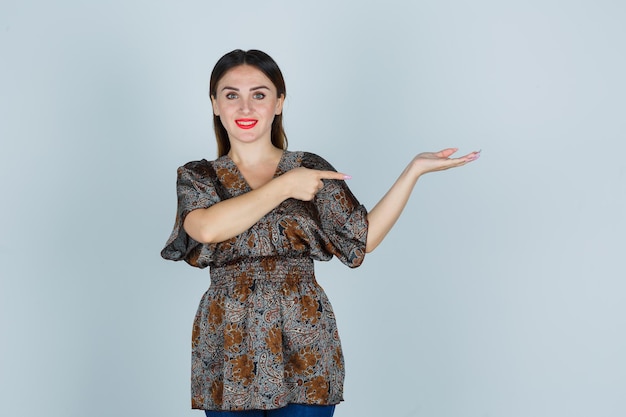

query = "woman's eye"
[253,92,266,99]
[226,93,238,99]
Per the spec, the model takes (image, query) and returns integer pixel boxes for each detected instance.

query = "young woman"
[162,49,480,417]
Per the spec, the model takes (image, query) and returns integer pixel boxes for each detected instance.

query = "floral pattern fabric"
[161,151,368,411]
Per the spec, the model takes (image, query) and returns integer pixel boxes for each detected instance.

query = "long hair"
[209,49,287,157]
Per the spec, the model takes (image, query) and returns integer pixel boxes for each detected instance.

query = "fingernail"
[343,174,352,180]
[468,150,481,161]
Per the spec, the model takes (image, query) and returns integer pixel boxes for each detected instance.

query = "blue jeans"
[204,404,335,417]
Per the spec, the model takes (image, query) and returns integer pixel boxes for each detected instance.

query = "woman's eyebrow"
[221,85,270,92]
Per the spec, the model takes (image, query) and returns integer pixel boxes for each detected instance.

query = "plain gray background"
[2,1,625,416]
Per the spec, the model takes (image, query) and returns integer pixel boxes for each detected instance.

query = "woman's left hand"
[410,148,480,177]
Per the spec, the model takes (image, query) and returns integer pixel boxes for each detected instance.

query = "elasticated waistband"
[209,256,315,287]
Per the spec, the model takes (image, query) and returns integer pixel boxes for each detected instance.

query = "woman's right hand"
[278,167,350,201]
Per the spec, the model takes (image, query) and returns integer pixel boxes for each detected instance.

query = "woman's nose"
[240,98,252,113]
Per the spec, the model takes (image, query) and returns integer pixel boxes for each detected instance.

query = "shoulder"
[298,151,336,171]
[177,158,217,179]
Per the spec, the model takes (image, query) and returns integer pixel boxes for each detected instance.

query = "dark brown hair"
[209,49,287,157]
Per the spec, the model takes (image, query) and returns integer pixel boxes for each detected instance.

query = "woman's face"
[211,65,284,149]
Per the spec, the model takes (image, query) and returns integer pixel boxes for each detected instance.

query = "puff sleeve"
[302,152,368,268]
[161,161,220,269]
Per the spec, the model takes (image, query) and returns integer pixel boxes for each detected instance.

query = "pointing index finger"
[319,170,352,180]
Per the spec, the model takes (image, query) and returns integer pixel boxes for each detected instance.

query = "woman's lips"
[235,119,258,129]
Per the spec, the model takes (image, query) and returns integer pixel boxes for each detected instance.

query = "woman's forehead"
[218,65,275,89]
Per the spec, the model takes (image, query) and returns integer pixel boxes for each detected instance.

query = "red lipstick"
[235,119,258,129]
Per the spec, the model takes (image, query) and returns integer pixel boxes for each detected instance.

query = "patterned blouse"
[161,151,368,411]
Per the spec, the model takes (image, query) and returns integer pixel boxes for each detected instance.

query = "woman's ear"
[275,93,285,115]
[211,95,219,116]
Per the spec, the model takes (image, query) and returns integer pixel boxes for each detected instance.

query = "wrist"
[405,159,424,181]
[269,174,293,200]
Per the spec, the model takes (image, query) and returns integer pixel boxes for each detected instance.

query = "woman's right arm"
[183,167,349,243]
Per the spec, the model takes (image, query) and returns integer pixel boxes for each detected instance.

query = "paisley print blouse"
[161,151,368,411]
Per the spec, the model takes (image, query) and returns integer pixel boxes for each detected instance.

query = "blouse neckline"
[222,150,289,191]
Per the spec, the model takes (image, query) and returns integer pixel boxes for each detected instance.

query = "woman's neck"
[228,142,283,167]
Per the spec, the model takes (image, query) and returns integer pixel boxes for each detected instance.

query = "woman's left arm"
[365,148,480,253]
